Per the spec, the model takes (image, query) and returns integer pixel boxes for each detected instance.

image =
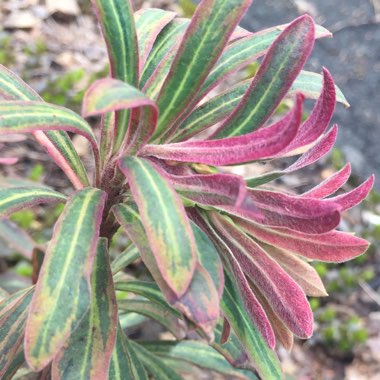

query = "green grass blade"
[52,238,118,379]
[25,188,106,371]
[0,187,66,216]
[153,0,252,140]
[92,0,139,152]
[118,157,197,297]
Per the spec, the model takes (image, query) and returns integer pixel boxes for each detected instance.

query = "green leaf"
[140,18,189,89]
[0,187,66,216]
[0,64,89,188]
[130,341,184,380]
[25,188,106,371]
[109,324,148,380]
[0,101,98,155]
[118,299,187,339]
[141,340,259,380]
[52,238,118,379]
[291,70,349,107]
[153,0,252,140]
[111,245,139,274]
[1,348,25,380]
[0,218,36,259]
[0,287,34,378]
[83,78,158,154]
[222,271,282,380]
[92,0,139,151]
[214,15,315,138]
[118,157,196,297]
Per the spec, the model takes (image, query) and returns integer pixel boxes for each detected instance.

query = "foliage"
[0,0,373,379]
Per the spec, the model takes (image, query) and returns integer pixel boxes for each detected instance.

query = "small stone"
[4,11,40,30]
[46,0,80,17]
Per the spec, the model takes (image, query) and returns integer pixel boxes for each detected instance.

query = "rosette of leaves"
[0,0,374,379]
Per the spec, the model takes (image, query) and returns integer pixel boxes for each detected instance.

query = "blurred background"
[0,0,379,379]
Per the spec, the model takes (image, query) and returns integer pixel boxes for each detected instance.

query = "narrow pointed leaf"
[221,272,282,380]
[171,172,247,207]
[135,8,176,72]
[143,95,302,165]
[111,245,140,274]
[118,157,196,297]
[118,299,187,339]
[221,186,341,234]
[0,218,35,259]
[302,163,351,198]
[0,101,98,153]
[141,340,259,380]
[214,15,315,138]
[291,70,349,107]
[92,0,139,151]
[212,214,313,338]
[0,287,33,378]
[0,64,89,188]
[109,325,148,380]
[261,243,327,297]
[83,78,158,153]
[113,204,219,334]
[2,348,25,380]
[140,18,189,89]
[237,217,370,262]
[281,68,336,154]
[25,188,106,371]
[153,0,252,139]
[52,238,118,380]
[0,187,66,216]
[131,341,184,380]
[246,125,338,187]
[326,175,374,211]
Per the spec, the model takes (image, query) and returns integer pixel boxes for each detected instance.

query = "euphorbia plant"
[0,0,374,378]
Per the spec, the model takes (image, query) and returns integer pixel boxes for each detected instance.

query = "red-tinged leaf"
[302,163,351,198]
[213,15,315,138]
[52,238,118,380]
[261,244,327,297]
[249,281,294,351]
[153,0,252,140]
[0,218,35,259]
[220,318,231,344]
[222,188,341,234]
[221,271,282,379]
[1,348,24,380]
[0,64,90,189]
[25,188,106,371]
[92,0,139,151]
[142,95,303,166]
[246,125,339,188]
[237,217,370,262]
[202,215,275,348]
[170,172,246,207]
[0,287,34,378]
[135,8,176,73]
[0,156,17,165]
[280,68,336,154]
[83,78,158,153]
[0,187,66,216]
[325,175,374,211]
[118,157,196,297]
[212,214,313,338]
